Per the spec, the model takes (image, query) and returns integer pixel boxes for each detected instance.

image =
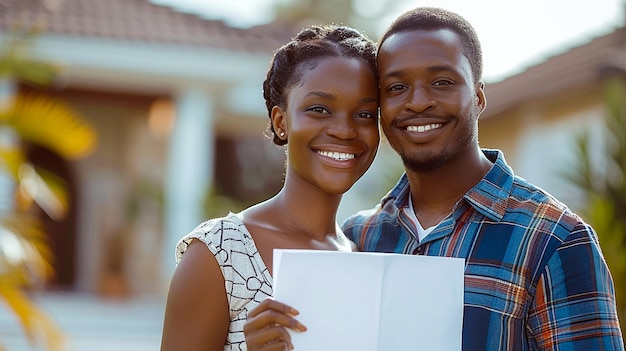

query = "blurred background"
[0,0,624,349]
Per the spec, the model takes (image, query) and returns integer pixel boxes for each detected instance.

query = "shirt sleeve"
[526,222,624,350]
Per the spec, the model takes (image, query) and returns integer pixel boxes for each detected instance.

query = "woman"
[160,24,379,351]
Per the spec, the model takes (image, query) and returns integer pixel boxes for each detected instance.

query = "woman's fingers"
[246,298,307,332]
[256,342,292,351]
[245,298,308,351]
[245,324,293,350]
[246,307,307,332]
[248,298,299,318]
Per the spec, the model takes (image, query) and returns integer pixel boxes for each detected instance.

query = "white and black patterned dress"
[176,212,272,351]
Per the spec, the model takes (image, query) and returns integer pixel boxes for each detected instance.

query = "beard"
[400,149,449,173]
[394,106,481,173]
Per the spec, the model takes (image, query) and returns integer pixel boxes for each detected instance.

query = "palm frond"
[0,25,58,86]
[17,163,68,220]
[0,93,97,159]
[0,146,26,180]
[0,287,65,351]
[0,19,94,351]
[0,213,54,286]
[0,214,62,350]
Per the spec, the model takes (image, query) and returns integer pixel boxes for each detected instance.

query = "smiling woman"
[160,24,379,351]
[277,56,378,195]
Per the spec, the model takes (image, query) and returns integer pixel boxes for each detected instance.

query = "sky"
[151,0,625,82]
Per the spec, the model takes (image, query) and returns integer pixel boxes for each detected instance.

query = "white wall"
[514,105,607,210]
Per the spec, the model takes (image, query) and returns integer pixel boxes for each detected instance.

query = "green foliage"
[586,196,626,309]
[202,185,246,220]
[0,26,58,86]
[565,76,626,330]
[0,26,97,351]
[272,0,413,38]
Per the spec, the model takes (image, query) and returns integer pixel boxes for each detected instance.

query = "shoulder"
[342,205,386,232]
[483,149,587,235]
[508,175,584,232]
[342,173,409,231]
[191,212,247,236]
[162,236,231,350]
[176,213,250,264]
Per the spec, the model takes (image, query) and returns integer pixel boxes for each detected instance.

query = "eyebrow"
[305,91,335,100]
[305,91,378,104]
[381,65,460,81]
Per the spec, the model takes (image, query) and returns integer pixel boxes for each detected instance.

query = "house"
[0,0,623,296]
[478,22,626,211]
[0,0,298,295]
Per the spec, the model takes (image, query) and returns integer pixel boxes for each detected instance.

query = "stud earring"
[279,131,285,137]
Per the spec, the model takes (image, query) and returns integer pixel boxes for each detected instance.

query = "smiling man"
[341,7,625,350]
[240,7,624,351]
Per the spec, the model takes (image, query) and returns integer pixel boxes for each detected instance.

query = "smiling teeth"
[406,123,442,132]
[317,151,356,161]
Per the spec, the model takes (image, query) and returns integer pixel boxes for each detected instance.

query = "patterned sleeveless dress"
[176,212,272,351]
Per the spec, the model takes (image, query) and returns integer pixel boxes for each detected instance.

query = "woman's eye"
[309,106,329,114]
[356,111,376,119]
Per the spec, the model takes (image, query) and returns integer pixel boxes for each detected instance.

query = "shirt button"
[414,246,425,255]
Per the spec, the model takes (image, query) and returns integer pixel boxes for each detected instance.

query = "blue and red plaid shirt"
[342,149,624,350]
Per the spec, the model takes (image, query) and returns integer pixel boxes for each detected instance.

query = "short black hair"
[263,24,377,145]
[379,7,483,84]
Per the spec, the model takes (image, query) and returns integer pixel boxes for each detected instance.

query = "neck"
[268,177,343,239]
[406,147,492,224]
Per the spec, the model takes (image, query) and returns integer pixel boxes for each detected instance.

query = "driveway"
[0,292,165,351]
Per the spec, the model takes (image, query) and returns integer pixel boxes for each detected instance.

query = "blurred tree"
[563,74,626,334]
[0,25,97,351]
[272,0,411,38]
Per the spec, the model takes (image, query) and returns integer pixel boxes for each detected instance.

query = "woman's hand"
[244,298,307,350]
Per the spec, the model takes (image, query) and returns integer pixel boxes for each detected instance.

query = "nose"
[326,116,357,139]
[405,86,435,112]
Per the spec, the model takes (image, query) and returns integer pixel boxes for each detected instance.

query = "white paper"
[273,250,464,351]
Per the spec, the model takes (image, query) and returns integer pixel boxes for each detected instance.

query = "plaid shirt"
[342,149,624,350]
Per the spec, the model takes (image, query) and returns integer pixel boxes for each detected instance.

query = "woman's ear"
[271,105,287,140]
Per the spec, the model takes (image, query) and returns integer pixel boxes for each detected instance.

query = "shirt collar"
[463,149,513,221]
[381,172,411,213]
[381,148,513,222]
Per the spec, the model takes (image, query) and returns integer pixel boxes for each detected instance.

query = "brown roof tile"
[482,25,626,119]
[0,0,293,52]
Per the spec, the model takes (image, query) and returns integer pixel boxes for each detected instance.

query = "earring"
[279,131,285,137]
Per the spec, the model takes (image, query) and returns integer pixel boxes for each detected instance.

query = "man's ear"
[271,105,287,140]
[475,81,487,114]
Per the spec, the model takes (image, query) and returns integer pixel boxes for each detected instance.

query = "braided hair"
[263,24,377,145]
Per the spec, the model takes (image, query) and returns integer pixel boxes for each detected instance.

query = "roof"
[3,0,623,114]
[482,25,626,118]
[0,0,293,53]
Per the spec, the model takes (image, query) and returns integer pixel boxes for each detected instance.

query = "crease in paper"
[273,250,464,351]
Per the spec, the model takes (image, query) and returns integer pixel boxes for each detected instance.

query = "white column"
[0,77,17,212]
[161,87,214,289]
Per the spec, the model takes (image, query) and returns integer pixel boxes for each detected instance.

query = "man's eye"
[388,84,405,92]
[433,79,454,86]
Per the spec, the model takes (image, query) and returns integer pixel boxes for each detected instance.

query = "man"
[341,7,624,350]
[244,7,624,350]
